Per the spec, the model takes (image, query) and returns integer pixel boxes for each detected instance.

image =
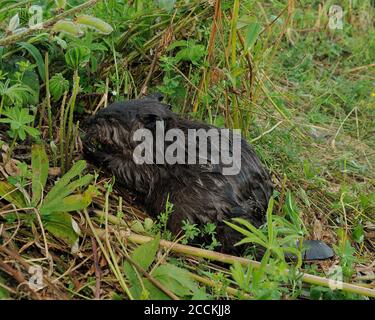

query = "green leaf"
[191,288,209,300]
[0,181,27,208]
[175,44,206,65]
[0,106,39,142]
[18,128,26,140]
[43,160,87,204]
[24,126,40,138]
[168,40,206,65]
[42,212,79,245]
[8,14,20,32]
[31,144,49,206]
[226,218,266,241]
[244,22,261,50]
[230,261,245,289]
[76,15,114,35]
[235,235,267,248]
[41,184,95,215]
[167,40,188,51]
[40,174,93,213]
[53,20,84,37]
[49,73,69,101]
[65,46,91,69]
[152,263,200,297]
[132,234,160,270]
[19,42,45,81]
[253,249,270,288]
[143,279,170,300]
[124,234,160,299]
[352,224,364,244]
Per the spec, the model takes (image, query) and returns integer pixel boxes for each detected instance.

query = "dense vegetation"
[0,0,374,300]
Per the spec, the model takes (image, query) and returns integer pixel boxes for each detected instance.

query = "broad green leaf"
[131,234,160,270]
[43,160,87,204]
[0,181,27,208]
[31,144,49,206]
[41,185,95,215]
[152,263,200,297]
[65,46,90,69]
[124,234,160,299]
[123,265,142,299]
[143,279,170,300]
[237,15,256,29]
[76,15,113,34]
[53,20,84,38]
[245,22,261,50]
[176,46,206,64]
[24,126,40,138]
[191,288,209,300]
[42,212,79,245]
[56,174,93,200]
[169,41,206,65]
[41,174,93,213]
[49,73,69,101]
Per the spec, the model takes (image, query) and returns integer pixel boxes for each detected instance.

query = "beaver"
[83,94,333,260]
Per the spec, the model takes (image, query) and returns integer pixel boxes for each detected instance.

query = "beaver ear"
[143,92,164,102]
[142,93,172,110]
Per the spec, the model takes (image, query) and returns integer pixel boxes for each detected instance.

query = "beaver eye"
[86,138,103,152]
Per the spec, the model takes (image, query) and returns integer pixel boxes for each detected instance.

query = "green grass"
[0,0,374,300]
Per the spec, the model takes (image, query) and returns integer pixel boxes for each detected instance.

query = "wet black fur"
[82,96,273,254]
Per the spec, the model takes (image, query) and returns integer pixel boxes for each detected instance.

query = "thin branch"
[0,0,101,46]
[0,245,69,299]
[123,232,375,299]
[0,259,41,299]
